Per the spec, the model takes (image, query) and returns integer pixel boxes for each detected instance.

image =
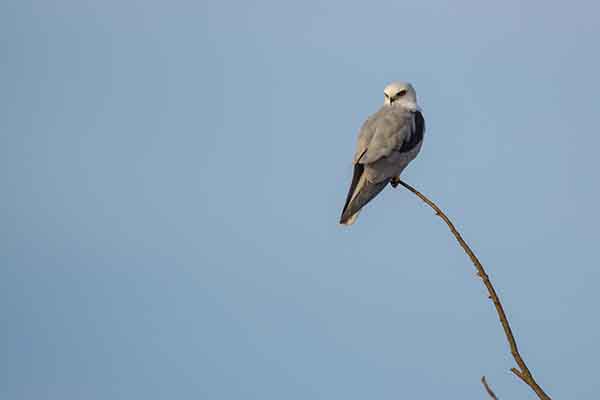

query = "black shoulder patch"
[399,111,425,153]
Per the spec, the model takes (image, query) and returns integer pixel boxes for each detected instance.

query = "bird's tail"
[340,174,389,225]
[342,208,361,226]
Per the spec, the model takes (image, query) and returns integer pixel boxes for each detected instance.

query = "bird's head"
[383,81,418,111]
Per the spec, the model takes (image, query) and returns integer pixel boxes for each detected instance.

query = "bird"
[340,81,425,225]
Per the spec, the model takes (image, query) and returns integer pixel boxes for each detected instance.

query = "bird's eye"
[397,90,407,97]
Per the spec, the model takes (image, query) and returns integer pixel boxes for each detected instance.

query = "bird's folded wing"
[340,175,389,224]
[354,108,412,165]
[341,162,364,218]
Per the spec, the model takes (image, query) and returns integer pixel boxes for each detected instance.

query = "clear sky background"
[2,1,599,399]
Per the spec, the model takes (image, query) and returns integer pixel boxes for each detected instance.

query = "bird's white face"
[383,82,418,110]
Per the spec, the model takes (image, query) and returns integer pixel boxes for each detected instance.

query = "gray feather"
[339,177,389,224]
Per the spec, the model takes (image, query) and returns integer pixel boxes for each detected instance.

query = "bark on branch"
[396,180,551,400]
[481,376,499,400]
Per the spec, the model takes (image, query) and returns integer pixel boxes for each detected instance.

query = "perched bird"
[340,81,425,225]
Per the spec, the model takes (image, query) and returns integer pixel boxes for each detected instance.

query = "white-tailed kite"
[340,81,425,225]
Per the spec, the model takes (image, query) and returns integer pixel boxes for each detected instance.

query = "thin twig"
[396,180,551,400]
[481,376,499,400]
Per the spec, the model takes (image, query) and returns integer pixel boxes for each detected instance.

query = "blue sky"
[2,1,599,398]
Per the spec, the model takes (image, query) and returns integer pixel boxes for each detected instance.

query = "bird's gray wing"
[340,171,388,224]
[340,108,415,224]
[340,113,381,222]
[351,111,379,164]
[340,161,365,219]
[358,108,412,165]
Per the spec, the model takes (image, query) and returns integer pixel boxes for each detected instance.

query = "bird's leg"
[390,176,401,188]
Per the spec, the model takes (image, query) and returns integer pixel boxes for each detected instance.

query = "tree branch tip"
[481,375,499,400]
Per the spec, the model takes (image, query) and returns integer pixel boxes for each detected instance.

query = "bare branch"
[481,376,499,400]
[511,367,529,385]
[396,180,551,400]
